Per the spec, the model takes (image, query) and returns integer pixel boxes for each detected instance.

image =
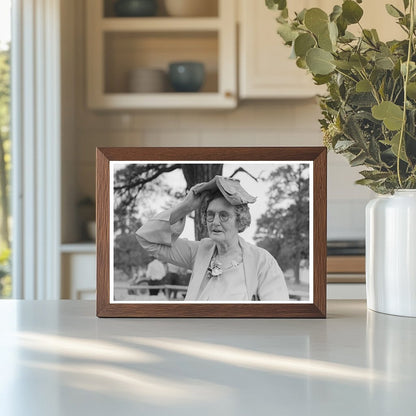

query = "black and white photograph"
[109,161,313,303]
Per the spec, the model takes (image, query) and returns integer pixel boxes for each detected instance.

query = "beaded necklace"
[207,251,242,279]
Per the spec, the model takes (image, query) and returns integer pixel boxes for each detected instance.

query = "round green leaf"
[401,61,416,76]
[328,21,338,43]
[277,23,298,43]
[294,33,316,58]
[371,101,404,131]
[350,54,368,70]
[336,15,348,36]
[296,57,308,69]
[389,132,408,162]
[318,28,334,52]
[407,82,416,99]
[266,0,287,11]
[330,5,342,22]
[339,31,356,43]
[333,60,352,70]
[304,8,328,35]
[306,48,335,75]
[356,80,372,92]
[375,56,395,70]
[296,8,307,23]
[342,0,363,24]
[313,74,332,85]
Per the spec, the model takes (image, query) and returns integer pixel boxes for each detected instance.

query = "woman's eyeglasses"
[206,211,231,223]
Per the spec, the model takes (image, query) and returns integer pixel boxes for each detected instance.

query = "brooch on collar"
[208,258,223,278]
[207,257,240,279]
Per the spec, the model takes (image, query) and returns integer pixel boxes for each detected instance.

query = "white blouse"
[197,263,249,301]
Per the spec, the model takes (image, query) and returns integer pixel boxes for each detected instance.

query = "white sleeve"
[136,210,199,270]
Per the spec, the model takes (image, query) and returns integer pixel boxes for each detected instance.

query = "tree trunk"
[181,164,223,240]
[0,131,9,248]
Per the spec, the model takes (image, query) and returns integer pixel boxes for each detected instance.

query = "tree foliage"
[0,44,11,297]
[113,218,151,279]
[0,46,10,125]
[255,164,309,283]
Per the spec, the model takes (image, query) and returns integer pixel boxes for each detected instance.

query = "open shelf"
[104,31,218,94]
[86,0,236,109]
[101,17,221,31]
[103,0,219,18]
[90,92,234,109]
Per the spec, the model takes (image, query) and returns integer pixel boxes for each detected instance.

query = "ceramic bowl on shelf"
[128,68,167,93]
[114,0,158,17]
[168,61,205,92]
[164,0,218,17]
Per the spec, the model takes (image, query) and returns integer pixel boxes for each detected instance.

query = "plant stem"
[397,0,415,188]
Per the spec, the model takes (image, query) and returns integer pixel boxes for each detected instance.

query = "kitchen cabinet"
[86,0,237,109]
[85,0,406,109]
[238,0,325,99]
[61,245,96,300]
[238,0,404,99]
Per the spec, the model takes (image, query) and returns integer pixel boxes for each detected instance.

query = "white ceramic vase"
[366,190,416,317]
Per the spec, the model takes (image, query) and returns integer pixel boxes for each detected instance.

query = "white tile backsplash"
[199,129,257,146]
[178,111,227,130]
[142,130,200,147]
[328,199,369,240]
[76,131,134,163]
[132,112,180,130]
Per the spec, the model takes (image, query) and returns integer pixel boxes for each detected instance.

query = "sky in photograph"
[114,161,310,245]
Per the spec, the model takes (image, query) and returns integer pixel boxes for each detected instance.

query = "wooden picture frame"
[96,147,327,318]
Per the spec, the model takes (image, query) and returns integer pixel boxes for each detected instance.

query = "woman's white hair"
[202,191,251,233]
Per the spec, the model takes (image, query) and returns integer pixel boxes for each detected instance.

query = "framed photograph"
[96,147,327,317]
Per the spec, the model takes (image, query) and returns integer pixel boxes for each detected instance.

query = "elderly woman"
[136,176,289,301]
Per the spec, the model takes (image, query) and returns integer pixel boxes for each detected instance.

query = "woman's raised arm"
[169,181,215,224]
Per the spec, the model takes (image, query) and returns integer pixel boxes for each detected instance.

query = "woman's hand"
[182,184,207,212]
[170,181,216,224]
[192,176,219,194]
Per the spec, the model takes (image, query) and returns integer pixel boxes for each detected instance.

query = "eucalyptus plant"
[267,0,416,193]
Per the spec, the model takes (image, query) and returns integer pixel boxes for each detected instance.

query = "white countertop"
[0,300,415,415]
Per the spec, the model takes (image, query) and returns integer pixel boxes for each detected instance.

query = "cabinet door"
[239,0,325,99]
[62,253,96,300]
[239,0,404,99]
[354,0,404,41]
